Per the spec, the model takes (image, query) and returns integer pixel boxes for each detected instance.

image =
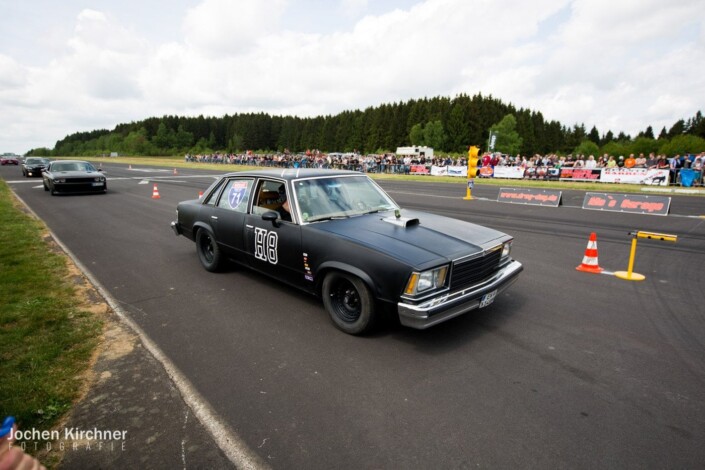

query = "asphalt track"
[3,163,705,469]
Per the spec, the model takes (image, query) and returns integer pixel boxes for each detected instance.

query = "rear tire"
[196,228,223,272]
[322,272,376,335]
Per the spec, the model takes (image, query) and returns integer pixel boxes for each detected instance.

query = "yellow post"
[615,237,644,281]
[464,146,479,200]
[615,230,676,281]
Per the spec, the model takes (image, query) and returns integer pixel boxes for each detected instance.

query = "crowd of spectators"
[184,151,458,173]
[184,150,704,185]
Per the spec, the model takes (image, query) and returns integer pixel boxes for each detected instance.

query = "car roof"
[221,168,363,181]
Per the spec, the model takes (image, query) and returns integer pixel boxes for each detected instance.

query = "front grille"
[450,247,502,290]
[67,177,99,183]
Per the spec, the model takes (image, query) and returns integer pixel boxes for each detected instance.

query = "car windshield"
[51,162,96,172]
[26,158,44,164]
[293,175,398,223]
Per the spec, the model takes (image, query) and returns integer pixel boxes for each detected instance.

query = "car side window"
[216,179,253,213]
[252,179,286,216]
[202,179,227,206]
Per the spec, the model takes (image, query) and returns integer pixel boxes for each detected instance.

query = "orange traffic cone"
[198,191,203,198]
[128,164,132,170]
[152,184,161,199]
[576,232,603,273]
[173,168,178,175]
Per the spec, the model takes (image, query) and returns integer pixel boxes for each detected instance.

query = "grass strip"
[0,180,102,454]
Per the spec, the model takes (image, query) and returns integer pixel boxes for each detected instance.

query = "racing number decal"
[254,227,278,264]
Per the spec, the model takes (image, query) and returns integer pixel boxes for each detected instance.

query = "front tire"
[196,228,223,272]
[322,272,376,335]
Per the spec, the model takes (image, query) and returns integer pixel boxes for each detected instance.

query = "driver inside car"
[276,185,292,222]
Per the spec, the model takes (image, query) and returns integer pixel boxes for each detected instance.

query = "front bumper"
[53,181,106,193]
[397,259,523,329]
[170,221,182,236]
[25,168,45,177]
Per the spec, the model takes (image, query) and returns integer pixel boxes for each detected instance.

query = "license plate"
[479,290,497,308]
[91,182,103,186]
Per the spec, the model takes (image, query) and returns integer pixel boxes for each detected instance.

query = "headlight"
[404,265,448,296]
[501,241,512,258]
[56,178,66,183]
[94,177,105,182]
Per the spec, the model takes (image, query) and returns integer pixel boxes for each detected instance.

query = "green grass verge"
[0,180,102,452]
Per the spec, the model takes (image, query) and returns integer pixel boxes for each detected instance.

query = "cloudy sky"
[1,0,703,154]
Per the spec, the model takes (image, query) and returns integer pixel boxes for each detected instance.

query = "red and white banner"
[410,165,430,174]
[559,168,602,181]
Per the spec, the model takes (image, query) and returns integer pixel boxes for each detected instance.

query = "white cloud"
[340,0,369,18]
[182,0,289,56]
[0,0,703,153]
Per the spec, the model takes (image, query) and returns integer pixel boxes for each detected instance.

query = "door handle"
[211,216,218,220]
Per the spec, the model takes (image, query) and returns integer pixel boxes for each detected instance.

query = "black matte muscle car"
[43,160,107,195]
[171,169,522,334]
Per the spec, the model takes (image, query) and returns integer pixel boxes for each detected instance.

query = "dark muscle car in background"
[171,169,522,334]
[22,157,51,177]
[43,160,107,195]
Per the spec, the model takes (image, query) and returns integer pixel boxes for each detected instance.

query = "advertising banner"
[430,165,448,176]
[497,188,562,207]
[600,168,670,186]
[410,165,430,174]
[479,166,494,177]
[582,192,670,216]
[447,166,468,177]
[559,168,602,181]
[430,165,499,178]
[493,166,526,179]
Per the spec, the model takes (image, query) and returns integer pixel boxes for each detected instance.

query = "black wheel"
[322,272,376,335]
[196,228,223,272]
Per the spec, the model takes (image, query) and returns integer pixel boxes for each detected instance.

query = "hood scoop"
[382,214,420,228]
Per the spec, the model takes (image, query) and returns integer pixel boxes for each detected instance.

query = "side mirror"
[262,210,281,227]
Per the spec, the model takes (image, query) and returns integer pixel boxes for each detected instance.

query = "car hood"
[49,171,102,177]
[308,209,509,268]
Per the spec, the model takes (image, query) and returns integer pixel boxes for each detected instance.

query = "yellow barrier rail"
[615,231,678,281]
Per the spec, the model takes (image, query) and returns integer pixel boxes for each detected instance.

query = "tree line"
[28,93,705,158]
